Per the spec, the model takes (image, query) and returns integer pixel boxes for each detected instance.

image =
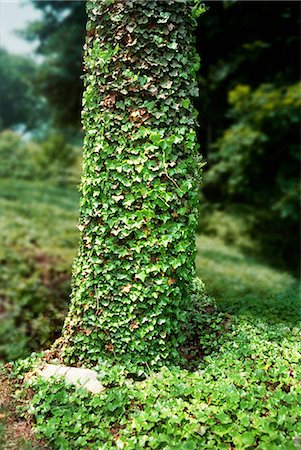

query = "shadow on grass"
[196,234,300,327]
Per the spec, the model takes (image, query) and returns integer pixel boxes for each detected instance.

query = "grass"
[0,178,79,262]
[196,234,300,323]
[0,178,300,449]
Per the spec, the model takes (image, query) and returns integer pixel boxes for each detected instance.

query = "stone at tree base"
[36,364,104,394]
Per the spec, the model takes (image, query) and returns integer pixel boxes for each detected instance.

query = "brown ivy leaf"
[121,283,132,294]
[129,108,149,124]
[168,277,176,285]
[102,93,117,108]
[106,343,114,352]
[111,227,121,236]
[83,240,92,249]
[83,329,92,336]
[130,321,139,330]
[87,28,95,38]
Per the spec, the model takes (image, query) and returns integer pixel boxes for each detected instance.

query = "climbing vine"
[60,0,204,369]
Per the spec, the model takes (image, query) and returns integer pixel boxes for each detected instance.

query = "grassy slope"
[0,180,79,360]
[0,179,300,449]
[0,178,79,261]
[196,234,300,322]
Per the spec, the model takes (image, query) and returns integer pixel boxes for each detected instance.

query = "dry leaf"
[130,321,139,330]
[121,283,132,294]
[83,329,92,336]
[106,343,114,352]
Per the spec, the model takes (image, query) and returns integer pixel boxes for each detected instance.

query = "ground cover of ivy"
[13,259,300,450]
[1,178,300,449]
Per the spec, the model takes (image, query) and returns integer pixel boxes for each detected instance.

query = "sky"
[0,0,41,57]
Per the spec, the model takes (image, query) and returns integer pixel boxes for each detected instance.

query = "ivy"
[59,0,204,370]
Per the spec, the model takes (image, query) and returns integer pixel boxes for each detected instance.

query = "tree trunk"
[61,0,200,369]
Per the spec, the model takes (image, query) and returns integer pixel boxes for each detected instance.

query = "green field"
[0,179,300,449]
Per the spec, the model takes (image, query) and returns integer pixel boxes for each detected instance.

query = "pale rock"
[36,364,104,394]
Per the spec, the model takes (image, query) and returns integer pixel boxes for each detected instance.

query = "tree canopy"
[22,0,86,128]
[0,48,42,131]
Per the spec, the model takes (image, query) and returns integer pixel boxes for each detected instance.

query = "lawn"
[0,179,300,449]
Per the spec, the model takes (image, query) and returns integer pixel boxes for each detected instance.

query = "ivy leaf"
[121,284,132,294]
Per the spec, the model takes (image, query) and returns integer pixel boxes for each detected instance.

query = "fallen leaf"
[102,93,117,108]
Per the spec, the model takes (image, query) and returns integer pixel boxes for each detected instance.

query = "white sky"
[0,0,41,57]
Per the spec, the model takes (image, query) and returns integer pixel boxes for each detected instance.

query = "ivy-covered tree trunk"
[61,0,201,369]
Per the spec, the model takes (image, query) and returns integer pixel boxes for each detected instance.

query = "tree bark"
[61,0,200,369]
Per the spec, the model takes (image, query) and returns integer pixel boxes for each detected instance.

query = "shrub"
[0,130,80,184]
[0,130,38,180]
[0,248,70,361]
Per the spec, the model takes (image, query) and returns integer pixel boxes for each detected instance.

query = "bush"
[0,130,80,184]
[33,133,79,184]
[202,83,301,272]
[0,130,38,180]
[0,248,70,361]
[0,178,79,362]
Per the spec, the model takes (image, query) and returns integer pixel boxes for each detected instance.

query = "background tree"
[25,0,300,272]
[22,0,86,128]
[197,1,300,157]
[0,48,42,131]
[204,83,300,270]
[59,0,202,370]
[197,1,300,271]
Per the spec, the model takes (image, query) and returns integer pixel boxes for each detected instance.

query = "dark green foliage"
[197,2,300,272]
[203,83,301,271]
[33,133,79,183]
[197,1,300,157]
[18,293,301,449]
[0,131,37,180]
[0,249,70,361]
[0,49,42,131]
[60,0,203,369]
[23,1,86,128]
